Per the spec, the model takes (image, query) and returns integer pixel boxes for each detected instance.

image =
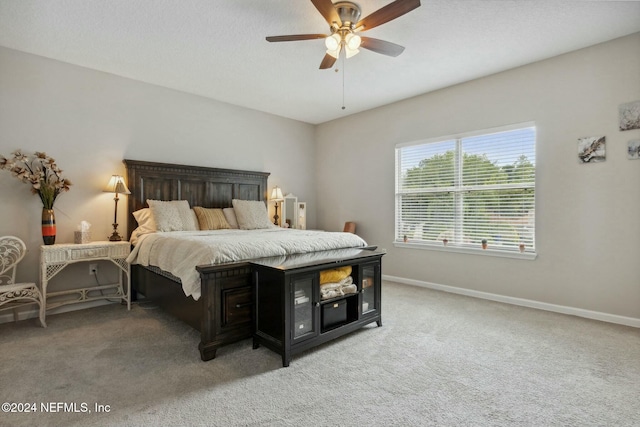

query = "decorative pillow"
[147,199,198,232]
[231,199,274,230]
[132,208,157,234]
[193,207,231,230]
[223,208,239,229]
[189,209,200,231]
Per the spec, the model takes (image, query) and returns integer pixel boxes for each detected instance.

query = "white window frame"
[394,122,537,260]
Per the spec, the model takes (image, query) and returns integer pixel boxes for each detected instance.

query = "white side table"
[40,241,131,318]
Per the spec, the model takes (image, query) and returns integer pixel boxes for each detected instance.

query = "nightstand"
[40,241,131,317]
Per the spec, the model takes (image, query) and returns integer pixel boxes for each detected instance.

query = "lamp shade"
[345,46,359,58]
[326,46,341,59]
[270,186,284,200]
[104,175,131,195]
[325,33,341,51]
[345,33,361,50]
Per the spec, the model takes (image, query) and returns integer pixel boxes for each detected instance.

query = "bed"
[123,159,366,360]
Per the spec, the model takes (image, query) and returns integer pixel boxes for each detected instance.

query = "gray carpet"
[1,282,638,427]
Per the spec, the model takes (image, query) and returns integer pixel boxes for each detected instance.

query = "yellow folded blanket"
[320,266,352,285]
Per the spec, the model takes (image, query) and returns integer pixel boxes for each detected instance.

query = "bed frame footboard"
[131,263,254,361]
[197,263,253,361]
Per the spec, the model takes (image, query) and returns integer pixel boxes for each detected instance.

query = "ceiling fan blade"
[319,53,337,69]
[266,34,327,42]
[311,0,341,26]
[356,0,421,32]
[360,37,405,57]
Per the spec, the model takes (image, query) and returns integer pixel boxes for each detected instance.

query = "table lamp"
[104,175,131,241]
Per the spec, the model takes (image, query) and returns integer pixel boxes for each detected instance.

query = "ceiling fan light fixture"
[345,46,359,58]
[325,33,341,51]
[345,33,361,50]
[266,0,421,70]
[326,46,341,59]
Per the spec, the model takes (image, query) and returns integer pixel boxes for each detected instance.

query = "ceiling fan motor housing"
[334,1,361,28]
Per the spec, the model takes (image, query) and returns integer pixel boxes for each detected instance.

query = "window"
[395,123,536,256]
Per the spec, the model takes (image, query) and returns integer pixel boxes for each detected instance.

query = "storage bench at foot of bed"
[252,249,383,367]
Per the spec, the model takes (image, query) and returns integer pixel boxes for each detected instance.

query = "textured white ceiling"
[1,0,639,124]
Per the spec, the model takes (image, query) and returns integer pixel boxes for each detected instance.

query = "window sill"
[393,241,537,260]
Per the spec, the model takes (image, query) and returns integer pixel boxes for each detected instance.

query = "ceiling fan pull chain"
[342,53,346,110]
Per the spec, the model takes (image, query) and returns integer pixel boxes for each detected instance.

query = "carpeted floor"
[1,281,638,427]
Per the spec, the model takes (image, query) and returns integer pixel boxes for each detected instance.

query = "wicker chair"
[0,236,46,327]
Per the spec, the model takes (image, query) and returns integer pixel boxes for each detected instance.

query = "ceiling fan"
[266,0,421,69]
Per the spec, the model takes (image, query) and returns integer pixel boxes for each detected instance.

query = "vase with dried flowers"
[0,150,72,245]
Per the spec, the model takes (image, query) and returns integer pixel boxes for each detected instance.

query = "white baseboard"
[0,300,117,325]
[383,274,640,328]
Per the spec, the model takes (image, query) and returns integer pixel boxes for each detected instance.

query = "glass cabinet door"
[361,263,378,315]
[292,275,317,341]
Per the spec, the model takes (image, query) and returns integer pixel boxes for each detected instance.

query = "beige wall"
[315,33,640,321]
[0,47,316,291]
[2,32,639,324]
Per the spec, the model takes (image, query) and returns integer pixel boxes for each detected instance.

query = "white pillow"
[147,199,198,232]
[189,209,200,231]
[132,208,156,233]
[223,208,239,229]
[231,199,275,230]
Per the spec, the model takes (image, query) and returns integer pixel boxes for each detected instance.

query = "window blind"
[395,125,536,253]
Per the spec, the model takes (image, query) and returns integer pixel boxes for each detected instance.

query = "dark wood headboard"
[123,159,270,239]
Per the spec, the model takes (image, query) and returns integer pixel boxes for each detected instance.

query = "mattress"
[126,228,367,300]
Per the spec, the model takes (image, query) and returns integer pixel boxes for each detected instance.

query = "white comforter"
[126,228,367,300]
